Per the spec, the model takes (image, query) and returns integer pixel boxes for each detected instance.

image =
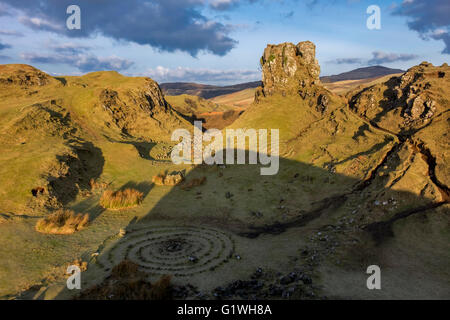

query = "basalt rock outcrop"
[255,41,335,117]
[256,41,322,100]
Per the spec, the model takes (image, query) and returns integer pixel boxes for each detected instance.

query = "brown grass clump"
[100,188,144,210]
[181,176,207,190]
[111,259,140,278]
[35,209,89,234]
[152,171,184,186]
[77,260,172,300]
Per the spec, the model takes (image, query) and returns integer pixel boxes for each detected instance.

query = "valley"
[0,42,448,300]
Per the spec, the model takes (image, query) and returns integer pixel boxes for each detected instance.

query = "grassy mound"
[166,94,228,116]
[100,188,144,210]
[35,209,89,234]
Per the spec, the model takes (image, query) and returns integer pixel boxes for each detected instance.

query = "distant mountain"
[160,81,262,99]
[320,66,404,83]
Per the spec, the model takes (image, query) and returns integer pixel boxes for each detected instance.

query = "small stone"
[301,274,312,285]
[188,256,198,263]
[280,276,294,285]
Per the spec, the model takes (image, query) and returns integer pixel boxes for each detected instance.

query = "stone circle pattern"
[98,226,235,277]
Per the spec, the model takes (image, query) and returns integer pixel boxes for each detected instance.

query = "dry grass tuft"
[77,260,172,300]
[100,188,144,210]
[89,178,110,191]
[67,259,88,273]
[152,171,184,186]
[35,209,89,234]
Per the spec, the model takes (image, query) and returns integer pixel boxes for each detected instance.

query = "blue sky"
[0,0,448,85]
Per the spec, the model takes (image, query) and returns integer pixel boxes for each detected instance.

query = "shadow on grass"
[49,148,448,300]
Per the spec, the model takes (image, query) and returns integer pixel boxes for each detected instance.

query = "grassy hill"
[210,88,256,108]
[160,81,261,99]
[321,66,404,83]
[0,64,190,214]
[323,73,404,95]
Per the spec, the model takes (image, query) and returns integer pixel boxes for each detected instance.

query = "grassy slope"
[230,93,394,182]
[227,84,449,298]
[0,65,194,295]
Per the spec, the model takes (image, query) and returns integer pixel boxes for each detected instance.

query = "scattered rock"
[225,192,234,199]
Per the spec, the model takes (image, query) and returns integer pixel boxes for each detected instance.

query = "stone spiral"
[97,226,235,277]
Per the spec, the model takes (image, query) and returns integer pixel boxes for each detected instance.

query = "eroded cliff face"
[349,62,449,135]
[98,77,179,138]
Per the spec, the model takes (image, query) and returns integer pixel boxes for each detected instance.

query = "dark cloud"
[1,0,238,56]
[393,0,450,54]
[0,42,11,50]
[144,66,260,85]
[431,31,450,54]
[209,0,260,11]
[210,0,242,10]
[49,42,92,55]
[283,11,294,18]
[328,58,363,65]
[328,51,418,66]
[20,52,134,73]
[0,2,10,16]
[368,51,419,65]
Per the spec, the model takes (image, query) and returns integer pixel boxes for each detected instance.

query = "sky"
[0,0,448,85]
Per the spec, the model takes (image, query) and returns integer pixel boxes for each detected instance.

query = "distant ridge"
[320,66,404,83]
[160,81,262,99]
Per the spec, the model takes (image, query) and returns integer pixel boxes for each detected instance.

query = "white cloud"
[142,66,260,84]
[18,16,64,32]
